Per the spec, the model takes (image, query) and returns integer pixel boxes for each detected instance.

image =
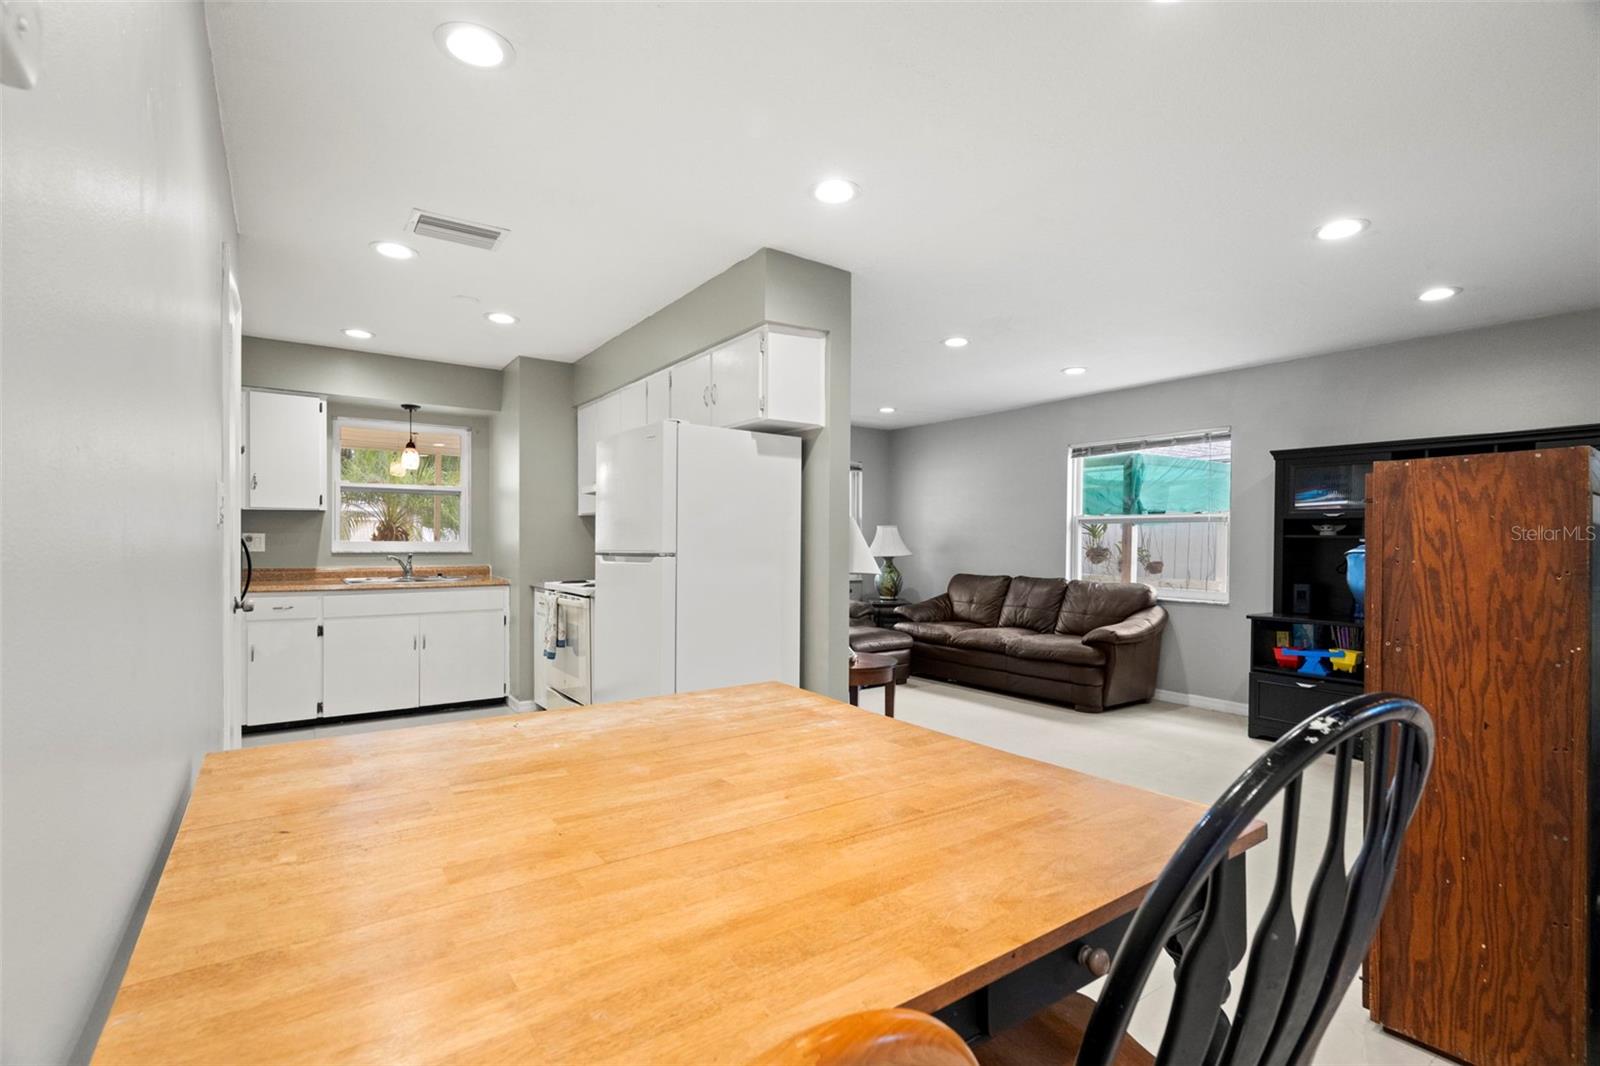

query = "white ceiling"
[206,1,1599,428]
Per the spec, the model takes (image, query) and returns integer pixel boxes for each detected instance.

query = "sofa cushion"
[850,625,914,655]
[948,573,1012,626]
[1055,580,1157,636]
[914,642,1105,687]
[895,620,979,645]
[1006,631,1106,667]
[950,627,1035,654]
[998,577,1069,632]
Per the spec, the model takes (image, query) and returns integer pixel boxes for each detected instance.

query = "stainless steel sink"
[340,575,469,585]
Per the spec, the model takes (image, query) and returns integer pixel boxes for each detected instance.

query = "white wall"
[0,3,238,1061]
[884,310,1600,706]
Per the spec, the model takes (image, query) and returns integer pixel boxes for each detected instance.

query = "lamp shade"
[850,519,880,576]
[869,524,912,558]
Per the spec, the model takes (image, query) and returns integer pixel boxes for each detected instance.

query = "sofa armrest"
[896,594,953,623]
[1083,605,1168,646]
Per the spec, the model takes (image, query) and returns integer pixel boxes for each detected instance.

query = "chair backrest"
[1076,691,1435,1066]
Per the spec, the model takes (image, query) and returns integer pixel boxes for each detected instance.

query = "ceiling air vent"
[406,210,507,251]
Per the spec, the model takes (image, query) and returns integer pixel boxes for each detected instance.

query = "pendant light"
[401,403,422,471]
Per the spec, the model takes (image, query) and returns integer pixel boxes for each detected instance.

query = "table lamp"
[850,518,880,579]
[868,525,912,599]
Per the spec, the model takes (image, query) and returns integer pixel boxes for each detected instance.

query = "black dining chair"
[760,693,1435,1066]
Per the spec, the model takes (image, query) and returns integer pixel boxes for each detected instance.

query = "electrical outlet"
[242,532,266,552]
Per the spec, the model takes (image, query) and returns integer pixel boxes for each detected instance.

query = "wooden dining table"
[93,682,1262,1065]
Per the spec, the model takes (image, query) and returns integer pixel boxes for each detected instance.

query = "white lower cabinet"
[420,610,507,706]
[322,614,421,718]
[245,617,322,726]
[246,587,509,726]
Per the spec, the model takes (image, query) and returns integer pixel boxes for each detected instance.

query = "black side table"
[868,598,907,628]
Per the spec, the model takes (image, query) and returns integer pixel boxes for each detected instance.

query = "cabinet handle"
[251,474,258,490]
[711,383,717,404]
[413,635,418,650]
[1295,681,1315,689]
[422,634,427,650]
[702,385,709,406]
[249,645,255,663]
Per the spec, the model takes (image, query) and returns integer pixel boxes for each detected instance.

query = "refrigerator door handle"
[599,553,673,561]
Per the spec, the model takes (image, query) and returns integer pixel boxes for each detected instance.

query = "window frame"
[330,416,472,554]
[1065,427,1231,606]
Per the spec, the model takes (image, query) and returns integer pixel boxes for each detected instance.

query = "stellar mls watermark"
[1509,524,1596,542]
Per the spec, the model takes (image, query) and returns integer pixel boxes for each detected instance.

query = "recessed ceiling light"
[1062,366,1088,376]
[342,328,374,340]
[943,336,969,349]
[1418,286,1461,302]
[435,22,514,69]
[1315,217,1369,241]
[371,241,417,260]
[485,311,518,325]
[812,178,858,205]
[878,406,896,414]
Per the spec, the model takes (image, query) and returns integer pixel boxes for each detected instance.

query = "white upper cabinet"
[709,331,764,428]
[576,401,599,514]
[576,323,826,513]
[644,368,671,424]
[668,352,713,426]
[606,380,648,438]
[245,389,327,510]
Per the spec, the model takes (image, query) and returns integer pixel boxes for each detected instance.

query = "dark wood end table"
[848,652,899,718]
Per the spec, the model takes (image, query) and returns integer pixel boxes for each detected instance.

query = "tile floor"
[244,682,1442,1065]
[854,678,1445,1066]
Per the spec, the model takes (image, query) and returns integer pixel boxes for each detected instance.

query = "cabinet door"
[610,380,647,436]
[322,614,419,717]
[668,352,713,425]
[420,610,506,706]
[576,402,598,514]
[644,368,671,425]
[245,620,322,726]
[709,331,764,428]
[246,390,327,510]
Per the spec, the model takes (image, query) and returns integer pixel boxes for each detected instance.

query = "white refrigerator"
[593,420,801,703]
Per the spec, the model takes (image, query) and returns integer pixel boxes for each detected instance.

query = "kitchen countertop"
[251,564,509,593]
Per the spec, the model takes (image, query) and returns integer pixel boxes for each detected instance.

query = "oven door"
[549,594,591,705]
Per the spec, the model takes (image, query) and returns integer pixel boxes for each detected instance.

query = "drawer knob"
[1077,945,1111,977]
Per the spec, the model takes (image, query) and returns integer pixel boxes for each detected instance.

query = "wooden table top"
[94,683,1262,1065]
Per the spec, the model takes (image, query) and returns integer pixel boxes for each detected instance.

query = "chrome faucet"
[386,553,415,580]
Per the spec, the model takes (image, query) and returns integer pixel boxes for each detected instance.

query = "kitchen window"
[1066,428,1230,604]
[332,417,470,552]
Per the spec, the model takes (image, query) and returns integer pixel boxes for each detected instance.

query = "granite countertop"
[251,564,510,593]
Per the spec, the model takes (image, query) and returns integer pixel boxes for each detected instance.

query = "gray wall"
[572,249,852,698]
[885,309,1600,706]
[1,3,239,1061]
[497,358,595,702]
[850,426,895,546]
[763,252,852,699]
[242,336,502,413]
[240,401,495,568]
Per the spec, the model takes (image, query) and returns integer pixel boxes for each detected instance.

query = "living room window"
[332,417,470,552]
[1067,428,1230,604]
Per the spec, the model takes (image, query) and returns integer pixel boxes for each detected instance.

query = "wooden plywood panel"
[1367,447,1594,1065]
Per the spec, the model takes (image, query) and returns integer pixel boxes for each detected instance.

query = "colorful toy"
[1330,648,1363,674]
[1272,647,1303,670]
[1295,649,1333,677]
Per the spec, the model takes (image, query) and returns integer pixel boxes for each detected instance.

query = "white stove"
[534,579,594,708]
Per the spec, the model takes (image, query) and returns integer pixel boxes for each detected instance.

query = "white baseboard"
[1154,688,1248,717]
[504,695,539,713]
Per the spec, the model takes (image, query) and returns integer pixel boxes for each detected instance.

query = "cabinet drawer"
[322,587,507,618]
[247,595,322,620]
[1250,672,1361,731]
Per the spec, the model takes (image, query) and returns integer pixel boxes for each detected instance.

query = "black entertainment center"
[1247,421,1600,742]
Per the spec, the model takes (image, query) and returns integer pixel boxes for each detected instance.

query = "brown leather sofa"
[894,574,1167,711]
[849,600,912,682]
